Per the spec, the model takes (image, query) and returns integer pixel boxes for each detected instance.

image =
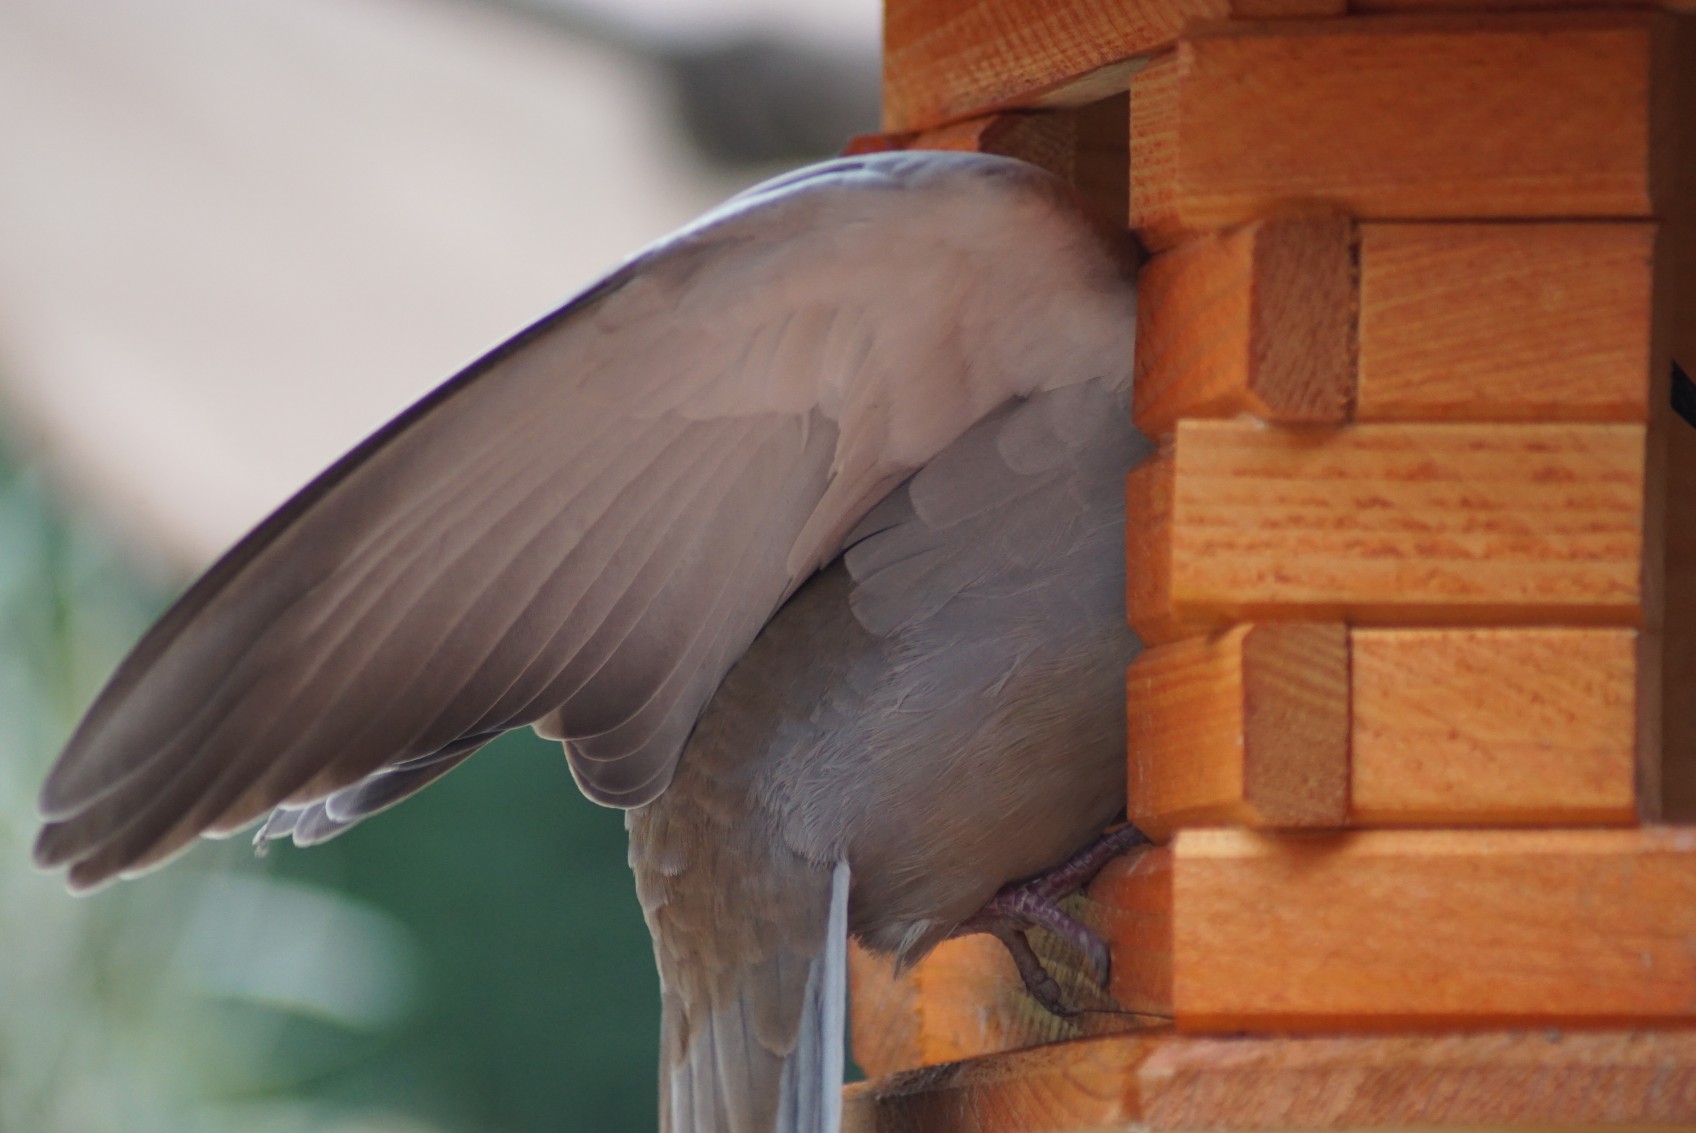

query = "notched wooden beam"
[881,0,1342,133]
[1126,624,1349,839]
[1134,215,1356,434]
[1127,625,1644,837]
[1128,53,1187,250]
[1173,826,1696,1031]
[1124,448,1179,645]
[844,1028,1696,1132]
[1131,13,1660,238]
[1351,628,1643,824]
[1133,420,1646,635]
[1358,222,1657,423]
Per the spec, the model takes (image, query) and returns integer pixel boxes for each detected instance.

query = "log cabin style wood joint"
[847,3,1696,1129]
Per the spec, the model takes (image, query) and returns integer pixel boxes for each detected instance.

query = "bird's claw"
[951,825,1150,1014]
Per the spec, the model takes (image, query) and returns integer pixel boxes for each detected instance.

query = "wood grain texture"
[849,98,1131,228]
[845,1029,1696,1131]
[1127,625,1348,839]
[1155,13,1658,234]
[1135,1029,1696,1128]
[843,1034,1159,1133]
[1358,223,1657,422]
[1124,449,1181,645]
[848,849,1172,1078]
[881,0,1341,132]
[1173,826,1696,1031]
[1134,217,1355,435]
[1128,53,1188,250]
[1160,419,1647,632]
[1351,628,1641,824]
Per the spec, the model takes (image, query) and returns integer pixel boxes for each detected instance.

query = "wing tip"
[29,825,115,896]
[36,758,86,823]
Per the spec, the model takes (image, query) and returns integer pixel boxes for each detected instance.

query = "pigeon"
[35,150,1148,1133]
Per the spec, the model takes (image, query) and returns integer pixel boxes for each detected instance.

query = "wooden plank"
[848,98,1130,229]
[848,937,926,1082]
[1126,625,1348,839]
[1351,628,1641,824]
[1124,448,1180,645]
[844,1029,1696,1131]
[1358,223,1657,423]
[1140,13,1658,237]
[1173,826,1696,1031]
[849,849,1172,1078]
[881,0,1342,133]
[1127,54,1188,251]
[1133,216,1355,435]
[1135,1030,1696,1129]
[1129,627,1640,836]
[1135,420,1646,637]
[844,1035,1159,1132]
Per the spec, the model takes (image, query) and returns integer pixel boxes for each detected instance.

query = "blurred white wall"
[0,0,874,570]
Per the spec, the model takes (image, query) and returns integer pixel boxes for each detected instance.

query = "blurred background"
[0,0,877,1129]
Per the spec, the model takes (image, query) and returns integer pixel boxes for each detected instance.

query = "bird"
[34,150,1149,1133]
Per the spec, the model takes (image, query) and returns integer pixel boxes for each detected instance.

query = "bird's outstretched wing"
[35,151,1137,890]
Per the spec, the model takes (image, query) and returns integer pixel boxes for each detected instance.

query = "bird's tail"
[659,860,849,1133]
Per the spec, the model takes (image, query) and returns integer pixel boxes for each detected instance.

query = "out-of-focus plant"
[0,433,440,1133]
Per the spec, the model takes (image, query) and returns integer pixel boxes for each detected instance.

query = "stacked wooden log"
[845,0,1696,1128]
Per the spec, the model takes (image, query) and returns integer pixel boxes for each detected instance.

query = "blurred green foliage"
[0,431,658,1132]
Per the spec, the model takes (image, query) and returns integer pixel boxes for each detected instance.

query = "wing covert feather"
[35,151,1138,889]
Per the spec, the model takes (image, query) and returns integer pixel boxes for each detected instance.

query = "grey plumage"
[35,151,1144,1133]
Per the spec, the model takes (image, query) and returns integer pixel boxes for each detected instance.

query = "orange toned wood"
[881,0,1342,133]
[1127,625,1348,839]
[895,114,1079,178]
[1123,451,1181,645]
[843,1034,1160,1132]
[1134,217,1355,435]
[1127,54,1188,251]
[1134,1029,1696,1128]
[1094,845,1174,1018]
[848,940,926,1081]
[1172,826,1696,1031]
[850,98,1131,228]
[843,1029,1696,1131]
[1351,628,1641,825]
[849,849,1173,1078]
[1159,419,1646,632]
[1158,14,1658,234]
[1358,223,1657,423]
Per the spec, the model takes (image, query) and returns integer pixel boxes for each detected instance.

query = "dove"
[34,150,1149,1133]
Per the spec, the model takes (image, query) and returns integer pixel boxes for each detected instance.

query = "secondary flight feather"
[36,150,1145,1133]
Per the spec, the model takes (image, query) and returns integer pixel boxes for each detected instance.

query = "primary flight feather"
[37,150,1148,1133]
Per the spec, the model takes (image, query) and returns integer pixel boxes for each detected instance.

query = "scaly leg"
[950,825,1150,1016]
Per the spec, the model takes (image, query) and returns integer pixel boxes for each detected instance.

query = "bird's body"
[636,382,1142,1130]
[35,151,1145,1133]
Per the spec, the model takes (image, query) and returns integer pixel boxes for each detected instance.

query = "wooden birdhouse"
[845,0,1696,1127]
